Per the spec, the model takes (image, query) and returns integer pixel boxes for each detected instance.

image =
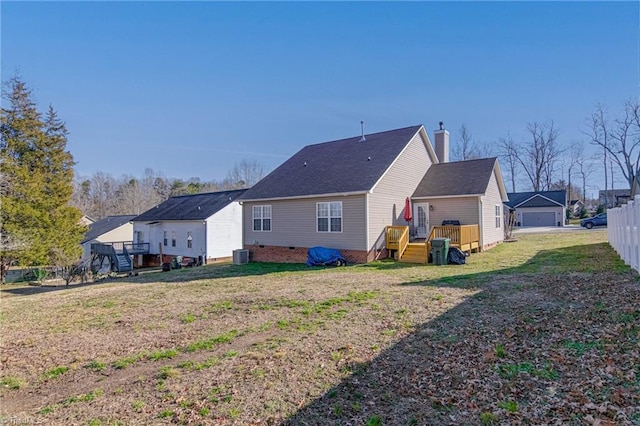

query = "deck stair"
[91,242,140,273]
[115,253,132,272]
[399,243,428,264]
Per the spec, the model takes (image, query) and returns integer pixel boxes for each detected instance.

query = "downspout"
[365,192,370,255]
[478,198,484,251]
[203,220,207,265]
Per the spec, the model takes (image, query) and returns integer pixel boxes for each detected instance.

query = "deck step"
[400,243,428,264]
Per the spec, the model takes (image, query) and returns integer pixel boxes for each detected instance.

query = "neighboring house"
[505,190,567,227]
[79,215,95,227]
[81,215,136,258]
[238,124,509,264]
[570,199,585,217]
[599,189,631,208]
[132,189,247,265]
[632,177,640,198]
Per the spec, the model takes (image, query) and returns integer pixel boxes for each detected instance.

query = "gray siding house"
[505,190,566,227]
[238,124,509,264]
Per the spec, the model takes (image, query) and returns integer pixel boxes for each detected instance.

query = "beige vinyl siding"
[481,172,505,246]
[81,223,133,258]
[368,131,433,251]
[422,197,480,230]
[243,195,367,250]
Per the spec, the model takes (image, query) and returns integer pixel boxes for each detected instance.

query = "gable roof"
[133,189,247,222]
[238,125,427,201]
[412,157,508,200]
[505,190,566,208]
[82,215,136,244]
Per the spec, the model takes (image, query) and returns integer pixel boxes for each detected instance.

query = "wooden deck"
[386,224,480,263]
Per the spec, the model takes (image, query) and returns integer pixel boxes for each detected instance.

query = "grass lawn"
[0,230,638,425]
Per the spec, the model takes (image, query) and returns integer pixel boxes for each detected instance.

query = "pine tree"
[1,77,85,283]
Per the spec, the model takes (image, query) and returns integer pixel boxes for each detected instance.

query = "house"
[570,199,585,217]
[237,124,509,264]
[132,189,247,266]
[505,190,566,227]
[79,215,95,227]
[599,189,631,208]
[81,215,136,259]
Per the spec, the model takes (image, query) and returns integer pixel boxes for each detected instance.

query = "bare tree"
[515,121,563,191]
[587,101,640,201]
[452,124,493,162]
[497,135,518,193]
[225,159,265,188]
[452,124,475,161]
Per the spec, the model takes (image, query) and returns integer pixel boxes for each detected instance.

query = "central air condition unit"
[232,249,249,265]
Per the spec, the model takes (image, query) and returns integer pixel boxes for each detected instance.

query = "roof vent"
[439,121,444,130]
[359,121,366,142]
[304,161,307,167]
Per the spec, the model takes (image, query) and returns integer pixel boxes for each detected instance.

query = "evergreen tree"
[1,77,85,282]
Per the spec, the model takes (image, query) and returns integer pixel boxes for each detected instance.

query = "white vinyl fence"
[608,195,640,273]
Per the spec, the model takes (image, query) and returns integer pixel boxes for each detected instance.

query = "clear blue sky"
[2,1,637,196]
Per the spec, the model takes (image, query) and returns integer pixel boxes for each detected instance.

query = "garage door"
[522,212,555,226]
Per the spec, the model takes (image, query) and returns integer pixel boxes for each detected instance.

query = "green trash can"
[171,256,182,270]
[431,238,450,265]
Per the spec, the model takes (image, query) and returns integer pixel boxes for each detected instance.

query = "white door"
[413,203,430,239]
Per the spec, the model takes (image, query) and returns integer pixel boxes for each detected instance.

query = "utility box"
[431,238,450,265]
[233,249,249,265]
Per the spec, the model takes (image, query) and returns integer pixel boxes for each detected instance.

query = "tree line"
[71,159,266,220]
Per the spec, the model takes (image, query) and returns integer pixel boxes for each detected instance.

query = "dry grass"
[0,230,638,425]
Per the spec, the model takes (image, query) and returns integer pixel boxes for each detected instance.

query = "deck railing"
[385,226,409,259]
[91,241,149,255]
[428,224,480,253]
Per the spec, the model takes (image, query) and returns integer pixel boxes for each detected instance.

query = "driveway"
[513,225,590,234]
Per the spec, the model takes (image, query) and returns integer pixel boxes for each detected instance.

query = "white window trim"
[495,205,501,228]
[316,201,343,233]
[252,205,272,232]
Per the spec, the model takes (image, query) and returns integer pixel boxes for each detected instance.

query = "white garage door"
[522,212,555,227]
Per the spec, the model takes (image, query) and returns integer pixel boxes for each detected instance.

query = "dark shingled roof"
[505,190,566,208]
[82,215,137,244]
[238,125,423,201]
[412,157,498,197]
[133,189,247,222]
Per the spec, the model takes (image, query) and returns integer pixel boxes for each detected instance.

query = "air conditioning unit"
[232,249,249,265]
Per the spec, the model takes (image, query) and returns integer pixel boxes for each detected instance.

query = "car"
[580,212,607,229]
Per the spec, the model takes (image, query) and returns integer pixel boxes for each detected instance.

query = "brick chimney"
[434,121,449,163]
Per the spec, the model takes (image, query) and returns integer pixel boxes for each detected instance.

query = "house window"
[163,231,167,246]
[317,201,342,232]
[171,231,176,247]
[495,205,502,228]
[187,232,192,249]
[253,205,272,232]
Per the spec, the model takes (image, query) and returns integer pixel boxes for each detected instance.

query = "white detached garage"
[505,190,567,227]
